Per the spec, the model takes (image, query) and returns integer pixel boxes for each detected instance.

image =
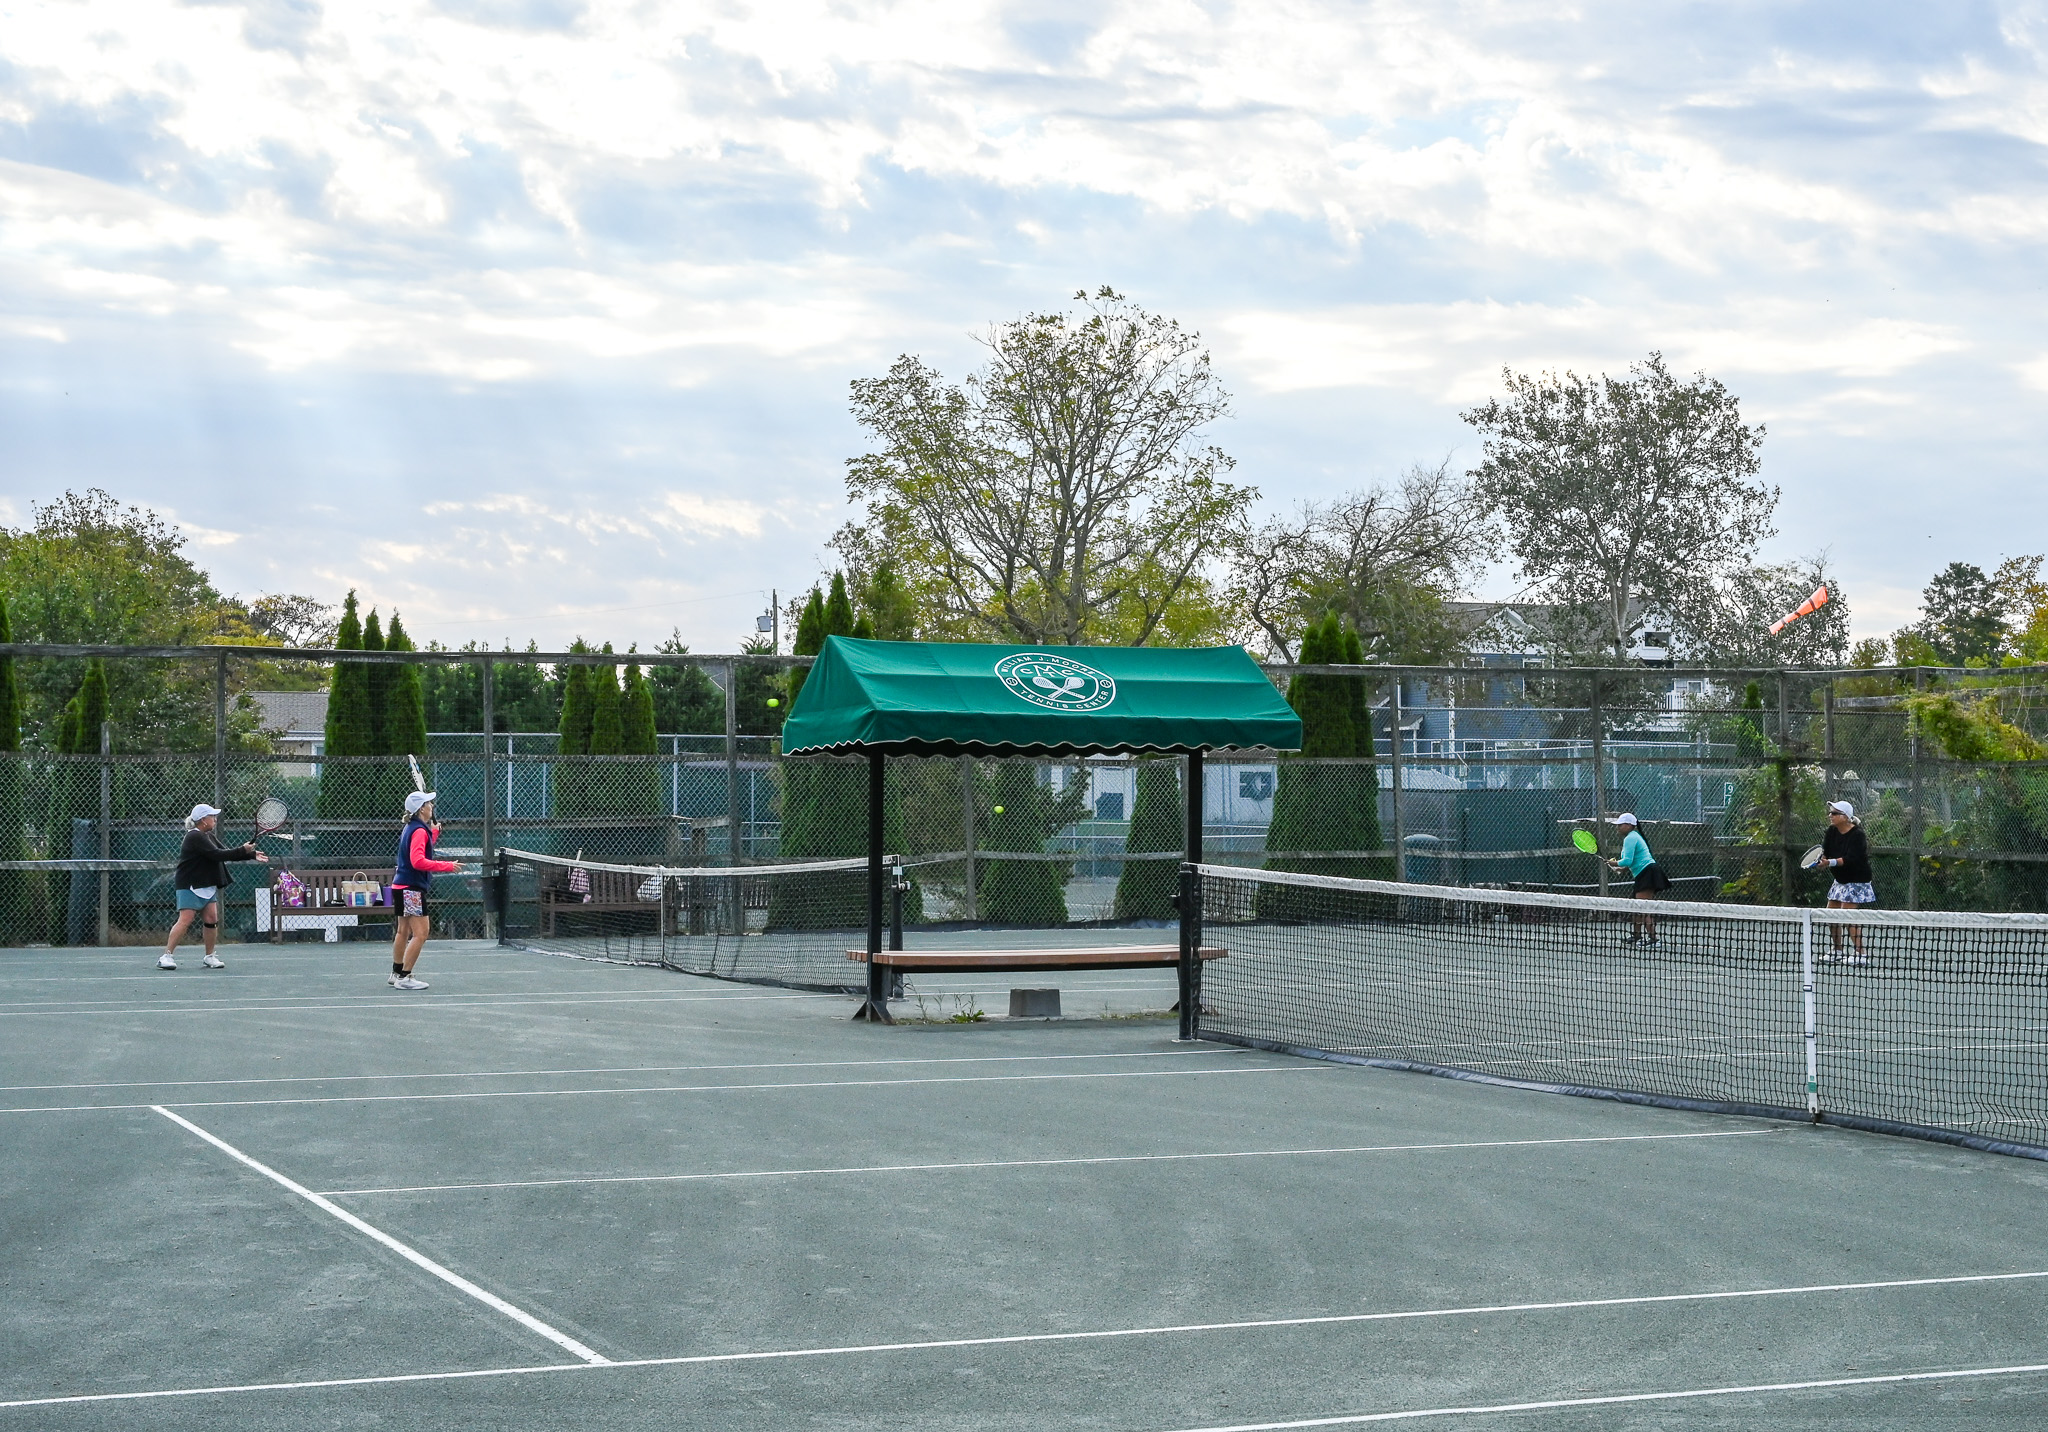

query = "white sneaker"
[394,976,430,990]
[388,972,401,986]
[201,954,225,969]
[157,953,177,970]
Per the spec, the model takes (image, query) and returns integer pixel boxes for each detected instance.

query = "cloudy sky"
[3,0,2044,652]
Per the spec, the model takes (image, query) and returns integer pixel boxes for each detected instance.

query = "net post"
[853,750,892,1023]
[480,657,497,941]
[1802,908,1820,1120]
[1178,749,1205,1042]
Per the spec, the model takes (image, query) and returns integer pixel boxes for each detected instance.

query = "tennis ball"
[766,698,780,708]
[992,805,1005,815]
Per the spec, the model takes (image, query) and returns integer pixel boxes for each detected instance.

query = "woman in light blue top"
[1611,812,1671,946]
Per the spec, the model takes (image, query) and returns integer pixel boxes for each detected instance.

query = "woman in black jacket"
[160,803,267,970]
[1820,800,1873,965]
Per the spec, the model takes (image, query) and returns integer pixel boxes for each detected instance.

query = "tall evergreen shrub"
[554,642,594,819]
[379,612,428,817]
[320,593,374,818]
[770,586,865,927]
[1260,612,1388,915]
[0,593,40,943]
[1113,757,1181,920]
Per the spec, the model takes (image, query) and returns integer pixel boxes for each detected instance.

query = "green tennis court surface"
[6,942,2048,1428]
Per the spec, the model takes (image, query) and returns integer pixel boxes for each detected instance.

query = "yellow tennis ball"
[766,698,780,708]
[992,805,1005,815]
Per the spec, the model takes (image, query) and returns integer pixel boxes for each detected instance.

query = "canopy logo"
[995,652,1116,712]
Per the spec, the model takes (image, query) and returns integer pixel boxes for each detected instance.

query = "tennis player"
[1819,800,1872,965]
[388,790,461,990]
[1611,812,1671,946]
[160,803,267,970]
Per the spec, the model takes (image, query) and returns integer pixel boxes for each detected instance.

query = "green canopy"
[780,637,1302,758]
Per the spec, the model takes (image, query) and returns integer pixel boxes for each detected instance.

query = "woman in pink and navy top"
[389,789,461,990]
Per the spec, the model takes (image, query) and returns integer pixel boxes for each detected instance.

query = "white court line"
[0,991,841,1018]
[8,1269,2048,1412]
[151,1107,610,1366]
[1157,1364,2048,1430]
[0,1046,1244,1094]
[3,1062,1320,1114]
[323,1128,1777,1196]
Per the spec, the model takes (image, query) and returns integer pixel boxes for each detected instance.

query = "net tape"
[1196,864,2048,930]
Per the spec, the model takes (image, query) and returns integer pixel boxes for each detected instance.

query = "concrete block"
[1008,988,1061,1018]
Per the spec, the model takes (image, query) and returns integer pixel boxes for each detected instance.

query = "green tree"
[648,633,723,734]
[319,593,374,819]
[555,641,595,819]
[0,489,243,749]
[1260,613,1388,911]
[840,287,1254,646]
[786,587,827,709]
[1112,757,1181,920]
[361,609,389,751]
[588,649,624,756]
[1907,562,2007,666]
[0,593,18,755]
[1464,352,1775,662]
[1233,461,1494,662]
[863,559,917,640]
[382,615,427,756]
[976,761,1083,925]
[621,662,658,755]
[770,587,868,925]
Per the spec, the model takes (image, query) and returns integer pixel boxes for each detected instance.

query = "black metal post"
[1178,749,1205,1041]
[854,751,892,1022]
[212,650,227,809]
[480,658,497,940]
[888,859,906,999]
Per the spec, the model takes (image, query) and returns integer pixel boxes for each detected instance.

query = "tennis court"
[7,926,2048,1430]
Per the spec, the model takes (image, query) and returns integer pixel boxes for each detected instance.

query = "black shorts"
[1633,864,1672,894]
[394,887,428,918]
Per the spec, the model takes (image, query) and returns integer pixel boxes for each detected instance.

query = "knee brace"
[203,920,219,929]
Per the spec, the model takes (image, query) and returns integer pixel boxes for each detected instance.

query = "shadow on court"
[4,941,2048,1429]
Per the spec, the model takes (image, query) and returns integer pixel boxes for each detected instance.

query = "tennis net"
[1191,864,2048,1159]
[498,848,898,992]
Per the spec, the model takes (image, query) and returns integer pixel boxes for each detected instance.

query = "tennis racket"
[1570,829,1599,854]
[252,796,289,842]
[1800,844,1826,870]
[407,753,426,793]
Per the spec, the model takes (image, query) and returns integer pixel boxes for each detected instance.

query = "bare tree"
[1231,460,1494,661]
[1464,352,1774,662]
[840,288,1254,646]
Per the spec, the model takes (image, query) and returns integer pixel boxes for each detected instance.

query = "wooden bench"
[537,865,665,936]
[847,945,1227,972]
[845,944,1227,1022]
[256,867,397,942]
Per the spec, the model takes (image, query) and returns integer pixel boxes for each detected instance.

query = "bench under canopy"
[779,638,1302,1026]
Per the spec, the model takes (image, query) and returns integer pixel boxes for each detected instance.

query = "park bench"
[255,866,398,943]
[846,943,1228,1021]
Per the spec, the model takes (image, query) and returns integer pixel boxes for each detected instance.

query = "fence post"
[98,720,111,946]
[961,757,977,921]
[1590,674,1607,898]
[1178,747,1205,1042]
[480,657,497,941]
[1777,671,1795,902]
[213,650,227,809]
[1801,908,1819,1119]
[723,660,740,867]
[1387,677,1406,882]
[1908,667,1924,909]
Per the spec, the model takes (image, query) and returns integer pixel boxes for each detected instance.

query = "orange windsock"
[1769,584,1830,636]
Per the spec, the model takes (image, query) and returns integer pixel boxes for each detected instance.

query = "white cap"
[186,803,221,824]
[1829,800,1855,819]
[404,790,437,816]
[1612,812,1639,826]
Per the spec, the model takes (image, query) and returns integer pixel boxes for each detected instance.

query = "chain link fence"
[2,646,2044,947]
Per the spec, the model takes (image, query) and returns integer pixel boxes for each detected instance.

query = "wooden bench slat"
[846,945,1226,972]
